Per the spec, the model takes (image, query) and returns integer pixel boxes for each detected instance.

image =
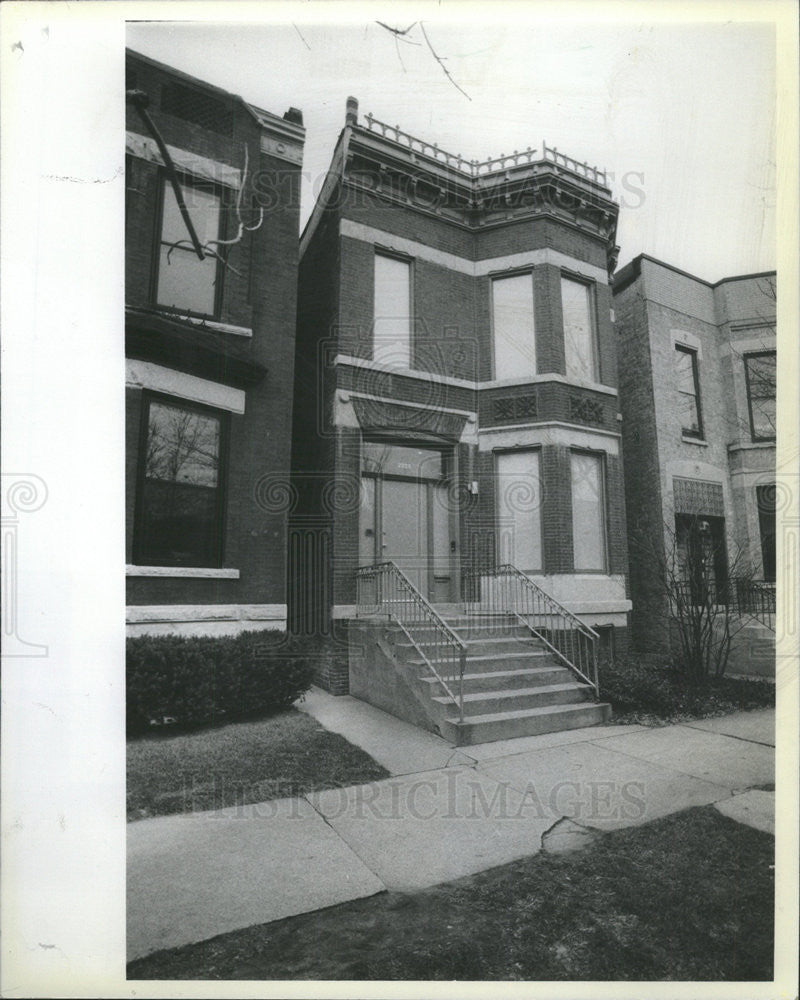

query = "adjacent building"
[292,98,631,693]
[125,50,305,635]
[613,254,776,662]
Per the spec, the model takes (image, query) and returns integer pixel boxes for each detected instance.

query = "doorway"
[360,441,457,602]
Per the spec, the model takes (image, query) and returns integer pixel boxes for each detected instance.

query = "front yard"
[127,708,389,820]
[128,804,774,981]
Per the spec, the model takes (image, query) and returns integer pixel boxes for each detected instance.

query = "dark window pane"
[746,353,776,440]
[675,346,702,436]
[137,400,223,567]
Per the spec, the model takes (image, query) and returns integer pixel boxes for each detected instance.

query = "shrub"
[127,630,315,736]
[602,657,774,723]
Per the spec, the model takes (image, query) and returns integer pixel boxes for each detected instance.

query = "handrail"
[462,563,600,695]
[355,561,467,721]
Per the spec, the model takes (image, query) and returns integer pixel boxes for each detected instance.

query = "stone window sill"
[126,565,240,579]
[681,436,708,447]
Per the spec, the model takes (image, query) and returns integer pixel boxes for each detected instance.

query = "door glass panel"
[362,442,443,480]
[382,479,428,592]
[496,450,542,571]
[359,476,376,566]
[493,274,536,380]
[432,483,451,577]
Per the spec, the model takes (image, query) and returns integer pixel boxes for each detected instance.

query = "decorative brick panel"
[569,395,604,425]
[672,478,725,516]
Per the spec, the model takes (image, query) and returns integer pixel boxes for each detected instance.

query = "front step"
[420,665,576,694]
[441,701,612,746]
[433,682,593,716]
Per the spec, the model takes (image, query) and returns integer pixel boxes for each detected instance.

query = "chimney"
[283,107,303,126]
[345,96,358,127]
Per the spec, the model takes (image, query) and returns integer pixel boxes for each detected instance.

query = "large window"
[674,344,703,439]
[134,395,227,567]
[756,484,776,582]
[156,177,222,317]
[745,352,776,441]
[570,451,606,571]
[373,252,411,369]
[561,276,597,382]
[496,450,543,571]
[492,273,536,379]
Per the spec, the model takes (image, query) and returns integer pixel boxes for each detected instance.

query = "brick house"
[125,50,305,636]
[613,255,777,670]
[291,99,630,741]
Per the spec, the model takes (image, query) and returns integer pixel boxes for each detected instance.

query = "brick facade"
[293,102,630,689]
[125,50,305,635]
[613,255,776,657]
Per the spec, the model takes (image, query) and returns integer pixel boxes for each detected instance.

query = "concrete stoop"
[351,614,610,746]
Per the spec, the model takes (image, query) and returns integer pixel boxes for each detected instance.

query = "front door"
[360,441,457,602]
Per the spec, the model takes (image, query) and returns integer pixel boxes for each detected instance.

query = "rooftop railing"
[362,113,608,187]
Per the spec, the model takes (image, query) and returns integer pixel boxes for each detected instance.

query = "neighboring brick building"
[125,51,305,635]
[613,254,777,659]
[292,99,631,693]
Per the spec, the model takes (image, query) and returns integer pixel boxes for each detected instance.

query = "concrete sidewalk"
[128,694,775,962]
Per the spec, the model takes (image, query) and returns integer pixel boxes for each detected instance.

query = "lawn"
[127,708,390,820]
[127,805,774,981]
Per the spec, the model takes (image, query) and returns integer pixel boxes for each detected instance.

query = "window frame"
[133,390,230,568]
[569,448,608,573]
[372,248,414,370]
[744,350,777,442]
[152,171,225,320]
[560,272,599,384]
[490,269,537,381]
[494,446,544,573]
[674,343,704,440]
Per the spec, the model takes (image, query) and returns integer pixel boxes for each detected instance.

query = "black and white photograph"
[1,1,798,996]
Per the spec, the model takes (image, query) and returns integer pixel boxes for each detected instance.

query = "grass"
[602,658,775,725]
[127,805,774,981]
[127,708,390,820]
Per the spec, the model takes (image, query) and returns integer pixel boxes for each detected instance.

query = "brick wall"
[126,51,303,615]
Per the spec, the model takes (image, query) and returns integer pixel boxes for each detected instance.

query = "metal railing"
[355,562,468,721]
[462,564,600,695]
[362,113,607,187]
[675,578,776,632]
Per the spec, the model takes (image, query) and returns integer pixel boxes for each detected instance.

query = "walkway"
[127,693,775,962]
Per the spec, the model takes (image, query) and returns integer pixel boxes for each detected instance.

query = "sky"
[127,15,777,281]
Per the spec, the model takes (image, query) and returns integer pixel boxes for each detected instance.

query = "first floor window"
[571,451,606,571]
[156,176,222,317]
[496,449,543,571]
[134,395,227,567]
[745,351,776,441]
[756,484,776,582]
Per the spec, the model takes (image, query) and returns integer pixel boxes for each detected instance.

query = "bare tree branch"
[292,23,311,50]
[419,22,472,101]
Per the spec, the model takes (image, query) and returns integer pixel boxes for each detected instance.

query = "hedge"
[127,631,315,736]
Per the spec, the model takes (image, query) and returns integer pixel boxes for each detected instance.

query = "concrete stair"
[396,614,611,746]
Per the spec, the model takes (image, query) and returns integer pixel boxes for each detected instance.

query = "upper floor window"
[561,276,598,383]
[674,344,703,439]
[745,351,776,441]
[134,395,228,567]
[373,252,411,369]
[492,273,536,380]
[156,176,222,317]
